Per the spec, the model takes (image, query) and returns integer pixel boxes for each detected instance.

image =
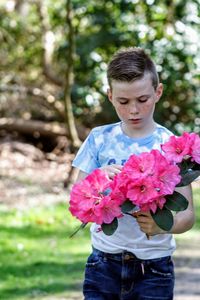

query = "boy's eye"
[138,98,148,103]
[119,101,128,105]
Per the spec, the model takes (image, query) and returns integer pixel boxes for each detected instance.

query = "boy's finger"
[133,211,148,218]
[132,211,139,218]
[115,164,123,170]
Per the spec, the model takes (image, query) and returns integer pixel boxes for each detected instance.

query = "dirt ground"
[0,140,199,300]
[174,235,200,300]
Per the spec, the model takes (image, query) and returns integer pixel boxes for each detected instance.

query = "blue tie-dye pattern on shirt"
[72,122,173,173]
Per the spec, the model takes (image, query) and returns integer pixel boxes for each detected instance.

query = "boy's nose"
[130,103,139,114]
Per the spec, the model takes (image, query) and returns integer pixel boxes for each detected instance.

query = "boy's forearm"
[169,209,195,234]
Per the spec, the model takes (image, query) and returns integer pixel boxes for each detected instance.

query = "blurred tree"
[64,0,81,149]
[35,0,81,149]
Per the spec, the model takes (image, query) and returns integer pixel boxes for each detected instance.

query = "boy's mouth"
[129,118,141,124]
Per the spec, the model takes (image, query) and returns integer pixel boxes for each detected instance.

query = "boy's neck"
[121,121,157,139]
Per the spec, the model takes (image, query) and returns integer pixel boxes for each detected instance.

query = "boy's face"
[107,73,163,137]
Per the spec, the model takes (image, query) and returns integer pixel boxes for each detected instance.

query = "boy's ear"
[107,88,113,103]
[155,83,163,103]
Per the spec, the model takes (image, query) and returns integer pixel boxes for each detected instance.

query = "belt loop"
[141,262,145,275]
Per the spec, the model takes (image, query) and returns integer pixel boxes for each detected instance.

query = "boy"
[72,47,195,300]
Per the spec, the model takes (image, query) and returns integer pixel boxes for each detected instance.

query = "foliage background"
[0,0,200,144]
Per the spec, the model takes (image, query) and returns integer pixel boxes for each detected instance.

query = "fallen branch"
[0,118,67,138]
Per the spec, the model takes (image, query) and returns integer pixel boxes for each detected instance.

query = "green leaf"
[121,200,136,213]
[192,162,200,171]
[165,191,188,211]
[178,158,195,174]
[177,170,200,187]
[151,208,174,231]
[101,218,118,236]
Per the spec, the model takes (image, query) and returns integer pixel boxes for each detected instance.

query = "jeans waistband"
[92,247,171,263]
[93,247,142,262]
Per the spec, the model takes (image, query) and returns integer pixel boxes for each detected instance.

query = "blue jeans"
[83,248,174,300]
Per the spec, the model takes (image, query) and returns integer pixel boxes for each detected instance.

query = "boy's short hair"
[107,47,159,90]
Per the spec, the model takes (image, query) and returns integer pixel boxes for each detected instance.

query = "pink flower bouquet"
[69,132,200,236]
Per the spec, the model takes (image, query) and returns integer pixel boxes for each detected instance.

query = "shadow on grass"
[1,282,82,299]
[0,260,84,299]
[0,260,85,278]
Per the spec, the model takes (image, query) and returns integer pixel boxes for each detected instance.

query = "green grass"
[0,203,90,299]
[0,187,199,299]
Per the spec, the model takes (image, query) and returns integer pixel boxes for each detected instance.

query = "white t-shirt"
[72,122,176,259]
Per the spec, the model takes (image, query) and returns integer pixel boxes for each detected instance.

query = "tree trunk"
[64,0,81,150]
[36,1,63,86]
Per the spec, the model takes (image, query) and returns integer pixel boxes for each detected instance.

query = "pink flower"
[110,149,181,213]
[109,176,127,205]
[125,172,167,213]
[69,132,199,234]
[126,177,159,208]
[95,196,122,224]
[122,152,156,179]
[152,150,181,195]
[69,169,122,225]
[112,152,157,205]
[161,132,194,163]
[140,196,166,213]
[191,133,200,164]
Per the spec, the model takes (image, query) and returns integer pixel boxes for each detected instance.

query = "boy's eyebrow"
[116,97,130,101]
[116,94,151,101]
[137,94,151,99]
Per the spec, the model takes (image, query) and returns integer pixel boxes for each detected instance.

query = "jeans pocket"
[86,252,104,268]
[84,252,121,296]
[147,257,174,278]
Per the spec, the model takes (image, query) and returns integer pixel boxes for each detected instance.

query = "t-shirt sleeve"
[72,131,100,174]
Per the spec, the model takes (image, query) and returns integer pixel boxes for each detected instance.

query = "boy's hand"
[100,164,123,179]
[133,211,166,236]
